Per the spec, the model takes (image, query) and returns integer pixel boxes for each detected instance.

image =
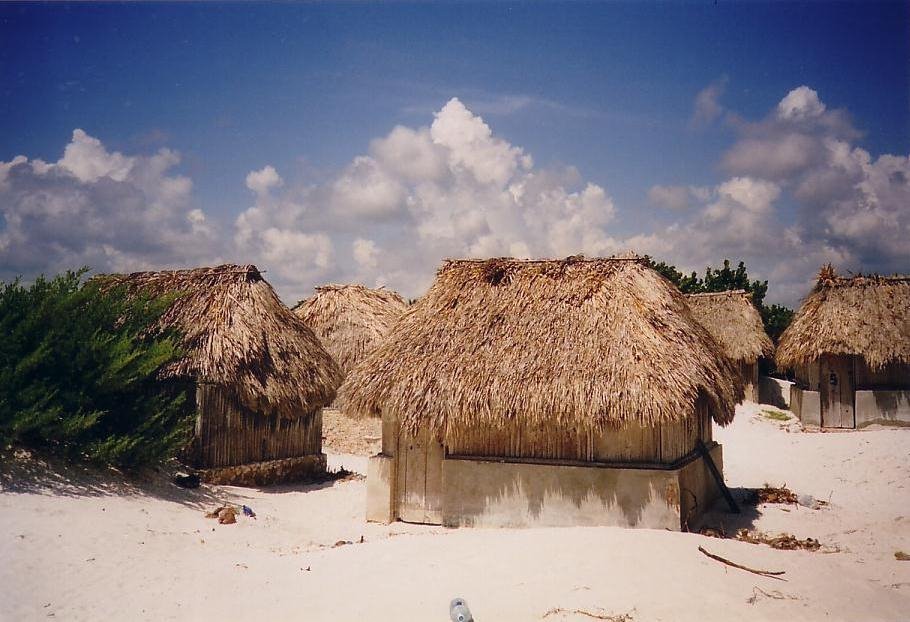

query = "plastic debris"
[450,597,474,622]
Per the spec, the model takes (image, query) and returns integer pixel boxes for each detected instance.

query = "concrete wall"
[366,445,724,531]
[759,376,794,408]
[855,390,910,428]
[791,387,821,427]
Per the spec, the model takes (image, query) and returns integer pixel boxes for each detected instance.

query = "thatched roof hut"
[102,265,342,482]
[778,266,910,429]
[341,256,742,437]
[345,256,744,529]
[777,269,910,371]
[293,284,408,377]
[685,291,773,365]
[106,264,341,418]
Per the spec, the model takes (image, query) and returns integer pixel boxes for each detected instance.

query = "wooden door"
[395,427,444,524]
[820,355,855,428]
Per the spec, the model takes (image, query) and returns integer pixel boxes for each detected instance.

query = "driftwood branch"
[698,546,786,581]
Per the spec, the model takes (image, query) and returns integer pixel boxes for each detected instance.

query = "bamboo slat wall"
[193,385,322,468]
[444,398,712,466]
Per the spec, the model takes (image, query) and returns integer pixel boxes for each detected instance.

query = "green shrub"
[0,270,194,468]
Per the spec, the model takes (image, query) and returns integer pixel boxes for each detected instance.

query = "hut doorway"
[820,355,855,428]
[395,428,444,524]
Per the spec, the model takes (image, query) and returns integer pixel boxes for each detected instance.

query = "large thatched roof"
[293,284,408,377]
[777,267,910,370]
[339,256,743,438]
[103,264,342,419]
[685,290,773,364]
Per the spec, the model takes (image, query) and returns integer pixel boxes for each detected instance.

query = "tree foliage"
[0,270,195,468]
[644,257,791,341]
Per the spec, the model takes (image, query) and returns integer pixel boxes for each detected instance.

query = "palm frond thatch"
[102,264,342,419]
[338,256,743,438]
[776,268,910,370]
[292,284,408,377]
[685,290,773,364]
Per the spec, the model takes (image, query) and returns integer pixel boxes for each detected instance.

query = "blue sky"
[1,2,908,306]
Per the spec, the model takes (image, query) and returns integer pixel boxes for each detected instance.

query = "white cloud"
[57,129,135,183]
[642,85,908,305]
[330,156,406,219]
[245,165,283,196]
[690,78,727,128]
[7,88,905,310]
[233,98,616,301]
[0,130,221,280]
[352,237,379,269]
[649,185,694,210]
[430,97,532,186]
[777,86,826,120]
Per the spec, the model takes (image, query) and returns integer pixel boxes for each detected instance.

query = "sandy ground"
[2,403,909,621]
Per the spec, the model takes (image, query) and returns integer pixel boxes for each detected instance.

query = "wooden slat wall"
[855,359,910,390]
[193,384,322,468]
[445,414,706,466]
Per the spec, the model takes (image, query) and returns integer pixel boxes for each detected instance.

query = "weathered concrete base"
[759,376,794,409]
[366,454,394,522]
[791,387,821,427]
[366,445,723,531]
[855,390,910,428]
[200,453,326,487]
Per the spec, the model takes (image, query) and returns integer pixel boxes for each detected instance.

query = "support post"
[696,439,739,514]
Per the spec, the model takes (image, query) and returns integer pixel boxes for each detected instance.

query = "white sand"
[2,403,909,621]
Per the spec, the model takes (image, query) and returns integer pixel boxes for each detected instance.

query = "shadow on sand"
[0,447,357,508]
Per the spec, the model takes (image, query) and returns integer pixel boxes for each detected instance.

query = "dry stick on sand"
[542,608,633,621]
[698,546,787,581]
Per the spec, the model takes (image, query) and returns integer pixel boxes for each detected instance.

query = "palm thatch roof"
[102,264,341,419]
[777,266,910,370]
[685,290,773,364]
[292,284,408,377]
[338,256,743,438]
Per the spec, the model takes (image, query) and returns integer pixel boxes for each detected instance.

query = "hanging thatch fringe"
[293,284,408,377]
[776,266,910,370]
[685,290,773,364]
[338,255,743,439]
[99,264,342,419]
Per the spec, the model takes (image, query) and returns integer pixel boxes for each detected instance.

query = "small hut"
[106,264,342,484]
[685,290,773,403]
[339,256,743,530]
[777,267,910,428]
[292,284,408,378]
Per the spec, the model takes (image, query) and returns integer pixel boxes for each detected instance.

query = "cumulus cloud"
[776,86,826,120]
[6,88,905,309]
[647,184,711,210]
[690,78,727,128]
[0,130,222,281]
[646,85,908,304]
[234,97,618,301]
[245,165,283,197]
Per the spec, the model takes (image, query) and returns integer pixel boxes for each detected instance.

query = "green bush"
[0,270,195,468]
[645,256,794,342]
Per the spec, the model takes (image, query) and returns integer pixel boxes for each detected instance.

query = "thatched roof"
[102,264,341,419]
[777,267,910,370]
[685,290,773,364]
[292,284,408,377]
[338,256,743,438]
